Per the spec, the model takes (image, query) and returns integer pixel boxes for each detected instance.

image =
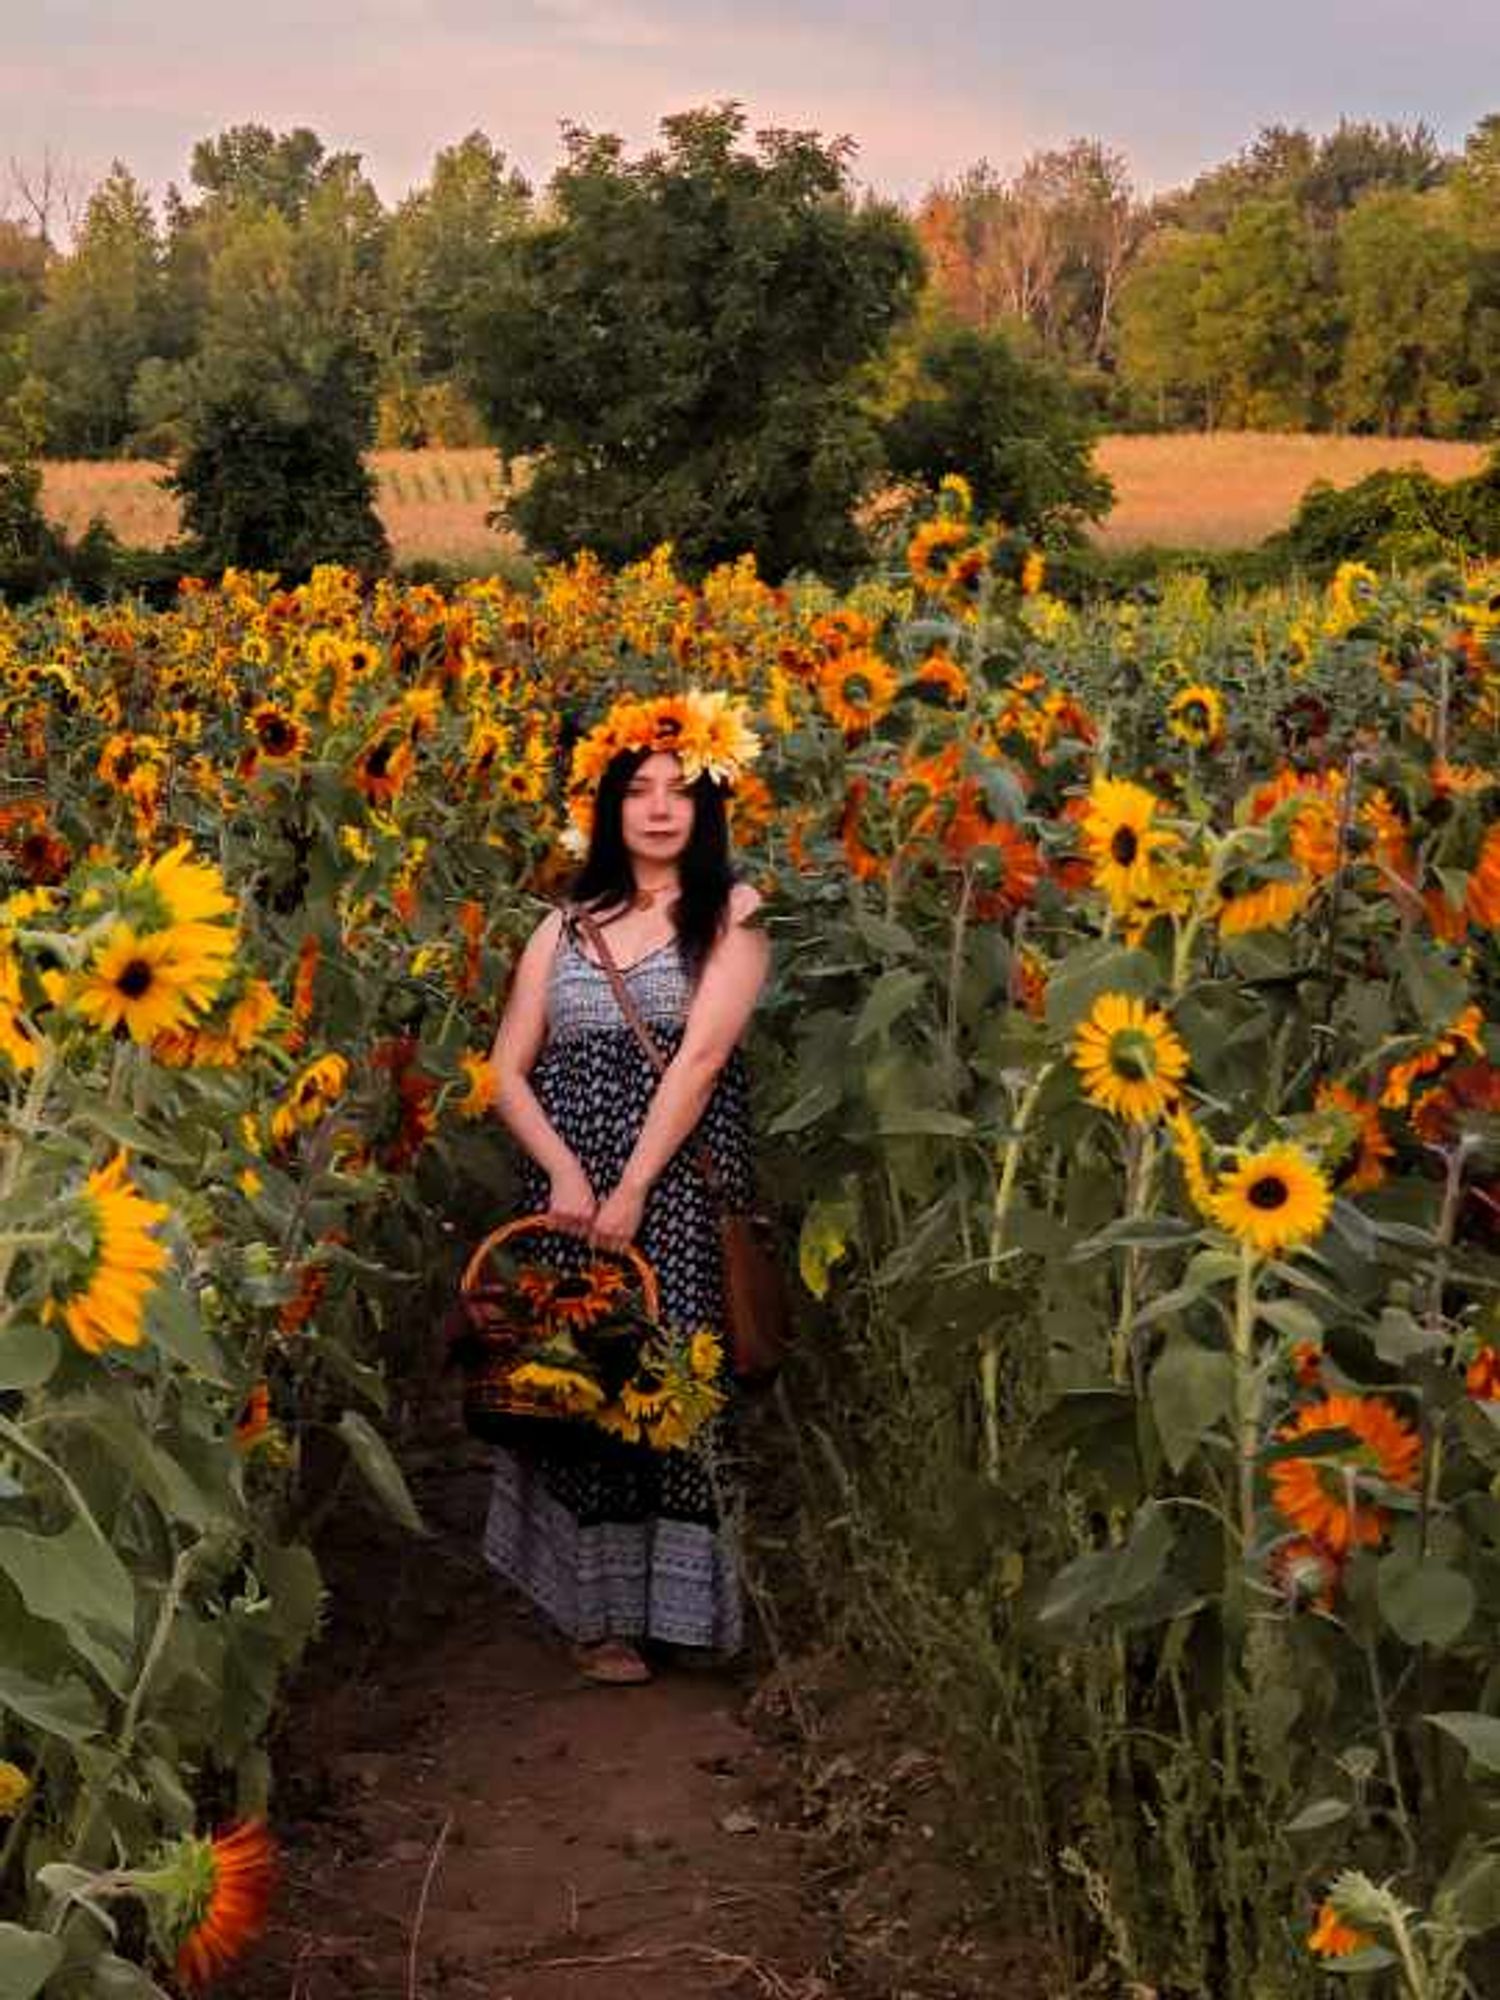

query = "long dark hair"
[569,748,735,978]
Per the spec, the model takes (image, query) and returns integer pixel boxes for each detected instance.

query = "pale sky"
[5,0,1499,219]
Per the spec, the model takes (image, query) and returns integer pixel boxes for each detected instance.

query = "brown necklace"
[631,882,674,912]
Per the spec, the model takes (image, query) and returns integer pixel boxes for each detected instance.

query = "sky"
[5,0,1499,222]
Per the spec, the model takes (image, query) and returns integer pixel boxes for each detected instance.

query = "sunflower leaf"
[1426,1711,1500,1775]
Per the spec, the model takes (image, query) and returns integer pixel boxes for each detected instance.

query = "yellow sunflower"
[1167,683,1225,750]
[246,702,308,763]
[270,1053,350,1143]
[0,948,39,1070]
[1211,1143,1332,1257]
[1217,875,1313,938]
[42,1152,170,1354]
[71,926,206,1043]
[505,1360,605,1416]
[1072,993,1190,1124]
[455,1052,496,1118]
[1082,777,1178,915]
[817,648,898,736]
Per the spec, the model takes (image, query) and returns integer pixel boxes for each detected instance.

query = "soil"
[218,1429,1045,2000]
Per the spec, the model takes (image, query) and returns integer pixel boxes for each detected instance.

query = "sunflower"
[1380,1004,1485,1109]
[907,516,973,589]
[1166,1107,1217,1220]
[1081,777,1177,915]
[1307,1901,1373,1960]
[233,1383,272,1452]
[1269,1393,1420,1553]
[71,925,207,1043]
[42,1152,170,1354]
[1167,683,1225,750]
[1313,1081,1393,1192]
[964,820,1043,921]
[689,1330,723,1382]
[1072,992,1189,1124]
[817,648,898,736]
[1268,1535,1342,1613]
[156,1821,278,1991]
[0,948,39,1071]
[544,1261,629,1331]
[1211,1142,1332,1256]
[620,1374,675,1425]
[455,1051,496,1118]
[1020,549,1046,596]
[1466,1345,1500,1401]
[1217,875,1314,938]
[1411,1059,1500,1146]
[136,842,237,931]
[505,1360,605,1416]
[270,1053,350,1144]
[246,702,308,763]
[0,1761,30,1817]
[351,733,415,806]
[1466,823,1500,929]
[910,648,969,709]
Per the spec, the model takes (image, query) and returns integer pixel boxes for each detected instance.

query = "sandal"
[573,1638,653,1685]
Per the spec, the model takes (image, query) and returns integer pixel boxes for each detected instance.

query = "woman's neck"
[630,864,681,904]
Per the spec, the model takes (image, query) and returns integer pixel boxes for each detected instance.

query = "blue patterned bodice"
[546,920,693,1042]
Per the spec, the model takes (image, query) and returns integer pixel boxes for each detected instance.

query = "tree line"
[919,117,1500,436]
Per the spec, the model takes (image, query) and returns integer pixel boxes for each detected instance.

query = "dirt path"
[222,1441,831,2000]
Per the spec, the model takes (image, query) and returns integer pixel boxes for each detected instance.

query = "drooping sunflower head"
[1072,991,1190,1125]
[1210,1141,1333,1257]
[151,1820,278,1991]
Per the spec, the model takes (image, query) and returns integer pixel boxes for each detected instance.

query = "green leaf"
[1285,1797,1351,1834]
[0,1925,64,2000]
[1373,1307,1446,1365]
[1149,1341,1234,1473]
[0,1667,101,1743]
[1394,937,1470,1033]
[1044,943,1159,1035]
[0,1519,136,1645]
[1379,1557,1475,1647]
[1439,1848,1500,1935]
[767,1077,842,1135]
[0,1320,59,1391]
[1257,1298,1322,1342]
[875,1107,973,1138]
[1072,1215,1199,1261]
[850,909,917,959]
[852,969,928,1046]
[1322,1947,1399,1975]
[147,1284,229,1384]
[1427,1711,1500,1773]
[336,1412,428,1537]
[64,1100,194,1165]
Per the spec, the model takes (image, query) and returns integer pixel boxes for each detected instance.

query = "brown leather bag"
[574,910,791,1384]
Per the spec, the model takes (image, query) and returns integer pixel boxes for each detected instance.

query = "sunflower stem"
[983,1064,1052,1482]
[1361,1605,1419,1878]
[1231,1243,1261,1559]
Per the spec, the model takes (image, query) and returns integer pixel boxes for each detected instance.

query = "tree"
[30,164,165,453]
[387,134,530,382]
[1191,198,1330,428]
[1115,230,1219,425]
[465,105,923,578]
[169,205,388,575]
[1335,191,1473,434]
[881,320,1112,541]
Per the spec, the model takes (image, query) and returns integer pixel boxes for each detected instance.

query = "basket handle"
[460,1212,660,1321]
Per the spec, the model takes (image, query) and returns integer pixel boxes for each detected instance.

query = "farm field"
[37,433,1492,565]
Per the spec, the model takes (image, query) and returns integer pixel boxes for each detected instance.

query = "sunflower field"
[2,479,1500,1995]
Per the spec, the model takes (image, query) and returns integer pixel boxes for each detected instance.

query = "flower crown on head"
[568,688,762,799]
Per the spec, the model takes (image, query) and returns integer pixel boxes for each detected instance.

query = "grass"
[39,434,1494,565]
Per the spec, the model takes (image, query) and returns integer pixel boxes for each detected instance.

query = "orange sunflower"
[1269,1393,1420,1554]
[1314,1081,1393,1192]
[817,648,898,736]
[169,1821,278,1990]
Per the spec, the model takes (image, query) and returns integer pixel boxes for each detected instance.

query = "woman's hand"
[545,1162,598,1236]
[590,1175,648,1253]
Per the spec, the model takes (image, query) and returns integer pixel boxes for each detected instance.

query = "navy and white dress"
[482,913,755,1651]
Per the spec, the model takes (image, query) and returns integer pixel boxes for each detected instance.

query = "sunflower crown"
[568,687,761,796]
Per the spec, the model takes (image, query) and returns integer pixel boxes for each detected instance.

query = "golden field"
[38,433,1492,562]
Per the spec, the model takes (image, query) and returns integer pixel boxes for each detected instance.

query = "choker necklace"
[631,883,673,911]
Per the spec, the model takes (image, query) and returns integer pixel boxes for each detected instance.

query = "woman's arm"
[488,910,597,1232]
[590,886,770,1251]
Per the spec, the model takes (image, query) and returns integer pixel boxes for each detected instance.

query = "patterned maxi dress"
[482,915,755,1651]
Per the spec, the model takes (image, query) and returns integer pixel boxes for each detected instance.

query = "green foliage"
[1335,192,1475,434]
[1276,450,1500,568]
[880,320,1114,542]
[30,165,166,455]
[168,206,388,574]
[465,105,923,578]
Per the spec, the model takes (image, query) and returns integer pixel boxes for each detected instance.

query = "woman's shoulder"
[726,881,764,926]
[522,905,571,959]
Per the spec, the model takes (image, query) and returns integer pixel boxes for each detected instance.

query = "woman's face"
[621,752,695,864]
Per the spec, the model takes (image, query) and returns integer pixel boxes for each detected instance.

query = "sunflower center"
[117,958,155,999]
[1107,1028,1159,1082]
[259,716,296,753]
[1181,702,1209,732]
[366,742,393,777]
[1110,826,1140,866]
[1248,1174,1289,1211]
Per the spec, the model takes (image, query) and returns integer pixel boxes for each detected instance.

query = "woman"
[484,693,770,1685]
